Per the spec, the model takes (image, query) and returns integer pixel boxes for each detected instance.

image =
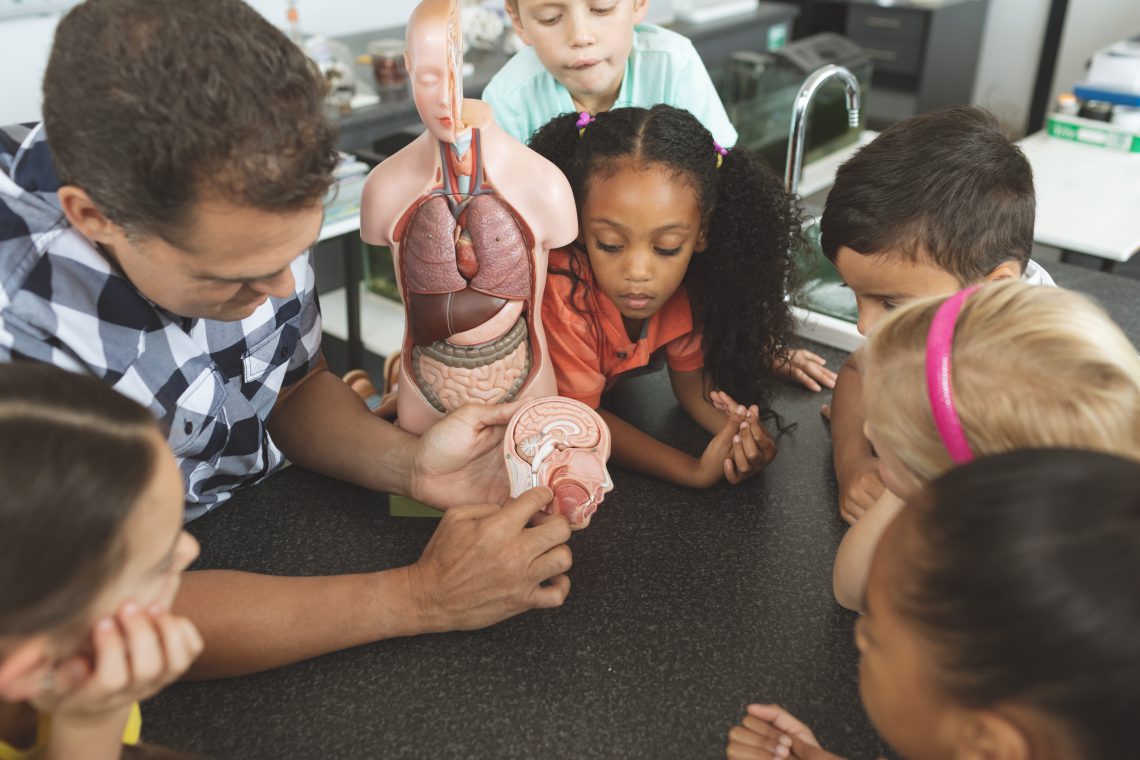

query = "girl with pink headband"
[831,280,1140,612]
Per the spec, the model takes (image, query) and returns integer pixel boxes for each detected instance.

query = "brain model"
[503,397,613,529]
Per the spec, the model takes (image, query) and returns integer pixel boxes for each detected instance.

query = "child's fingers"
[820,404,831,421]
[728,721,792,756]
[724,457,741,485]
[118,602,165,686]
[794,367,823,392]
[90,617,130,695]
[797,350,827,366]
[745,705,819,745]
[733,432,756,476]
[153,613,203,679]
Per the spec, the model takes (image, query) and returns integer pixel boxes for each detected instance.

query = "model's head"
[859,449,1140,760]
[821,107,1034,334]
[505,0,648,108]
[862,281,1140,500]
[406,0,465,143]
[43,0,337,321]
[0,363,199,703]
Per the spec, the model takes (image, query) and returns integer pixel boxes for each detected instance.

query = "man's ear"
[632,0,650,24]
[57,185,120,246]
[0,638,50,703]
[956,709,1031,760]
[505,2,532,46]
[985,260,1022,282]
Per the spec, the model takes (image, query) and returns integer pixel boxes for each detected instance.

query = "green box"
[1046,114,1140,153]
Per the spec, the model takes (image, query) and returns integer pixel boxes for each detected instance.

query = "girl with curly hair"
[528,105,834,488]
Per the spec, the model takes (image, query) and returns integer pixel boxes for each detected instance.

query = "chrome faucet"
[784,64,861,196]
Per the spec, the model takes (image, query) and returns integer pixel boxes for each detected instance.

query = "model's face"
[508,0,647,109]
[857,510,957,760]
[406,2,464,143]
[86,434,200,627]
[102,199,322,322]
[580,163,704,325]
[834,245,961,335]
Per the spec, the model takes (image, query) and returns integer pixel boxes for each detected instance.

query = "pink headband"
[925,285,980,464]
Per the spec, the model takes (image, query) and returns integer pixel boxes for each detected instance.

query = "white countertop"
[1017,131,1140,262]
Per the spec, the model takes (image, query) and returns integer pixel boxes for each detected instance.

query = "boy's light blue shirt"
[482,24,738,148]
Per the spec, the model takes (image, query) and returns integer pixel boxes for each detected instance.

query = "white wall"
[1049,0,1140,107]
[0,1,423,124]
[972,0,1050,137]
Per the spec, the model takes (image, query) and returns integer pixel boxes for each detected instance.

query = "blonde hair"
[864,281,1140,485]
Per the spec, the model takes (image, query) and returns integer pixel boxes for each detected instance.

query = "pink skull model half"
[503,397,613,529]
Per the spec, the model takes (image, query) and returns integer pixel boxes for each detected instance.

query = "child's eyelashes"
[535,15,561,25]
[591,4,618,15]
[656,246,682,256]
[591,240,684,256]
[594,241,622,253]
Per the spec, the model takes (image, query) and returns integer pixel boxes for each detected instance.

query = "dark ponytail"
[529,105,802,409]
[0,363,159,637]
[902,449,1140,759]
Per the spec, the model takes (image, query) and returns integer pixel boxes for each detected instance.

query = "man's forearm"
[268,359,416,496]
[174,567,426,680]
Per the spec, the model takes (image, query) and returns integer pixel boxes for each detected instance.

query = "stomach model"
[395,129,545,416]
[504,397,613,529]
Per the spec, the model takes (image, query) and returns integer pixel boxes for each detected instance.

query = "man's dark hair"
[820,107,1034,283]
[901,449,1140,759]
[42,0,339,244]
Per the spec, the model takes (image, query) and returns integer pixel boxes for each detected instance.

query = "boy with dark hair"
[0,0,572,679]
[822,106,1054,525]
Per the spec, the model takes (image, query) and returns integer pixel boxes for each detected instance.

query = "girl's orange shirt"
[541,247,704,409]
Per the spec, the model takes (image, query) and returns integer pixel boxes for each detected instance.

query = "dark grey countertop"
[141,260,1136,759]
[142,340,889,760]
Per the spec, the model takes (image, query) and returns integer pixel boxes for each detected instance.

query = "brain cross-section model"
[504,397,613,529]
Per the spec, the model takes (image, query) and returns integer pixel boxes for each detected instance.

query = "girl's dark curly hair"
[528,105,803,410]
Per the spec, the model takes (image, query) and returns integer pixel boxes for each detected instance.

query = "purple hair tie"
[925,285,981,464]
[713,140,728,169]
[577,111,595,136]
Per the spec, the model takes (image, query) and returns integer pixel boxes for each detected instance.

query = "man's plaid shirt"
[0,123,323,520]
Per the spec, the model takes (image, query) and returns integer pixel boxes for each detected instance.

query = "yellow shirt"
[0,702,141,759]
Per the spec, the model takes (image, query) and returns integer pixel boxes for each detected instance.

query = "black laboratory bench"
[141,340,886,760]
[142,259,1138,760]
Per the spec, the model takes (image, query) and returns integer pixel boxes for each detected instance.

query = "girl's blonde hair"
[864,281,1140,485]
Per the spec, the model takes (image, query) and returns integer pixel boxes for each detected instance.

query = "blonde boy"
[484,0,737,147]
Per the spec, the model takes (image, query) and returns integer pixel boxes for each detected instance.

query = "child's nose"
[566,9,595,47]
[622,251,652,282]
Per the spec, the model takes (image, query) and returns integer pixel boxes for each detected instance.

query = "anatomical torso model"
[360,0,577,434]
[504,397,613,529]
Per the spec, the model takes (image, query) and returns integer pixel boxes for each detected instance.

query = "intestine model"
[504,397,613,529]
[359,0,577,435]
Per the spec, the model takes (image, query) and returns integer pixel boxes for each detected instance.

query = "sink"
[790,220,864,352]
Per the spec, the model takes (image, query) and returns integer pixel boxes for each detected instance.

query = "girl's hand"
[35,601,204,726]
[692,407,776,488]
[724,405,777,485]
[774,349,837,393]
[727,704,844,760]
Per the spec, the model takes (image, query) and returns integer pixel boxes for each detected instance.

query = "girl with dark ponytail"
[529,105,835,488]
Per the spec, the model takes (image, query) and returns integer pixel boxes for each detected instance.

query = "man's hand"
[837,457,885,525]
[409,399,529,508]
[407,486,573,632]
[727,704,844,760]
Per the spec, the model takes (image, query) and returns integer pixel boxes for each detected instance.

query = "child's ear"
[984,260,1022,282]
[632,0,650,24]
[0,638,50,703]
[505,2,533,46]
[695,226,708,253]
[956,709,1031,760]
